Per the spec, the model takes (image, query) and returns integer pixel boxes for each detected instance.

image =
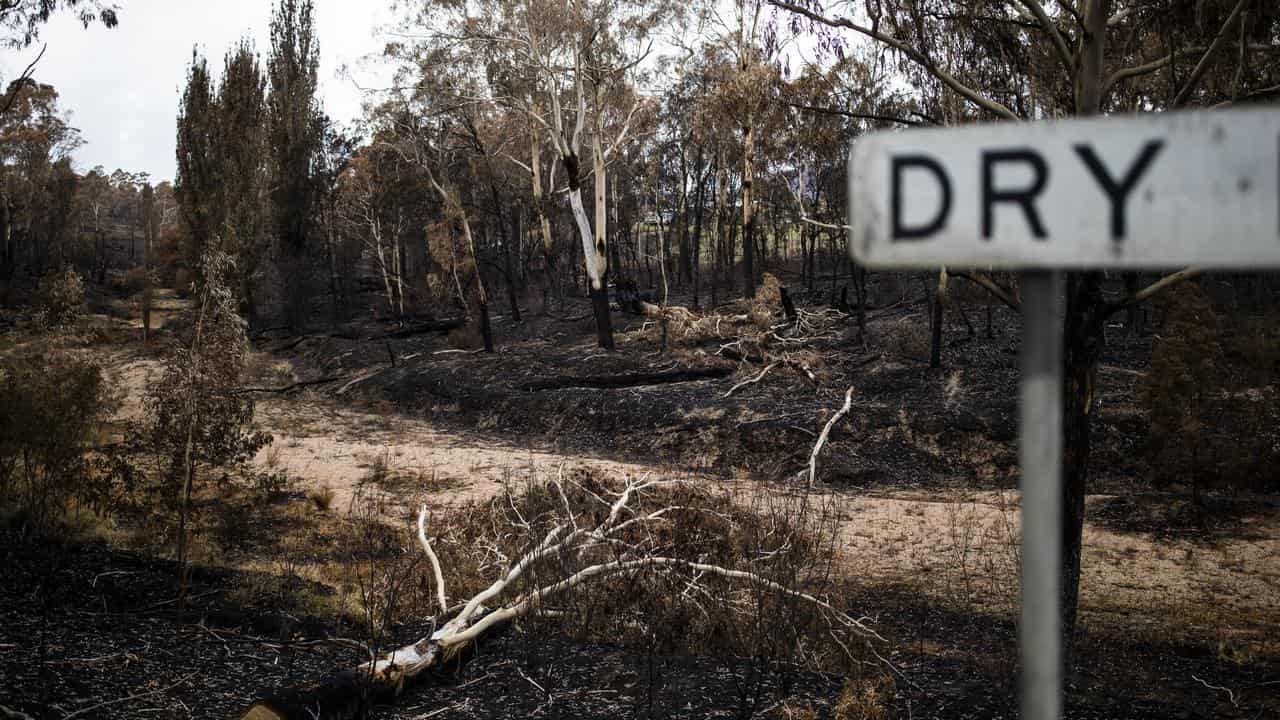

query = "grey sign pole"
[1019,271,1064,720]
[848,107,1280,720]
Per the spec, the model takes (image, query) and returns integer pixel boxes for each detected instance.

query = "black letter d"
[891,155,952,241]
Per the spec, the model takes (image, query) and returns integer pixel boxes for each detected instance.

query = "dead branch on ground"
[239,477,887,720]
[809,387,855,487]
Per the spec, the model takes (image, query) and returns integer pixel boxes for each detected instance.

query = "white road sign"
[847,108,1280,269]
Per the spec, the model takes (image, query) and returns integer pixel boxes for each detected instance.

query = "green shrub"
[145,250,271,572]
[0,349,125,530]
[35,268,85,329]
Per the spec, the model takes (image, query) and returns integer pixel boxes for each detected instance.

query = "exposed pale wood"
[239,477,888,719]
[724,362,780,397]
[240,609,485,720]
[1103,267,1202,317]
[809,386,854,487]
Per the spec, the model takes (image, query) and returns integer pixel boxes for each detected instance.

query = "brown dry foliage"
[368,471,887,682]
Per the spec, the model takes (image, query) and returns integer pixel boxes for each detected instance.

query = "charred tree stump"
[780,286,798,323]
[590,283,615,351]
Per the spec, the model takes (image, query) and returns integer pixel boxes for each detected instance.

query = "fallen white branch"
[724,362,780,397]
[1191,675,1238,707]
[239,475,888,720]
[809,387,854,487]
[417,506,449,614]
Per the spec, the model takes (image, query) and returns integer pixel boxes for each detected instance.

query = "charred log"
[519,366,732,391]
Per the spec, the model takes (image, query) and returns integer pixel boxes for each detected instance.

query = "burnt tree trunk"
[741,121,757,298]
[591,280,614,351]
[780,286,797,323]
[691,159,706,310]
[1061,271,1104,657]
[927,272,946,369]
[478,301,494,353]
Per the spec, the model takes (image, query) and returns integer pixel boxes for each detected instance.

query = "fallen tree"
[238,477,890,720]
[375,318,465,340]
[518,366,732,391]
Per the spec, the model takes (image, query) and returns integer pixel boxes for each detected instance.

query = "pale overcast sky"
[0,0,396,183]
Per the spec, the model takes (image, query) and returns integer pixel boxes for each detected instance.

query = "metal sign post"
[1018,271,1063,720]
[846,108,1280,720]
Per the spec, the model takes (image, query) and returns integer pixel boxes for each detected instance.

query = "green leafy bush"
[0,349,124,530]
[145,250,270,569]
[35,267,85,329]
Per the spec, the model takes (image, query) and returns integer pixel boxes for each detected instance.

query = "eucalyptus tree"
[0,0,119,118]
[336,137,416,322]
[378,76,503,350]
[0,79,81,282]
[0,0,118,49]
[770,0,1280,657]
[700,0,785,298]
[398,0,671,349]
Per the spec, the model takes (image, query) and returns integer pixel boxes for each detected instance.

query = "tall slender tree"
[218,39,268,317]
[174,50,221,267]
[266,0,322,259]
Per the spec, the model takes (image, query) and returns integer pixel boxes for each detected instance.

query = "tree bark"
[691,155,706,309]
[1058,0,1109,661]
[478,300,494,354]
[505,211,522,323]
[240,608,488,720]
[1061,272,1104,651]
[741,114,757,298]
[780,286,798,322]
[928,270,947,369]
[1122,272,1141,336]
[590,282,615,351]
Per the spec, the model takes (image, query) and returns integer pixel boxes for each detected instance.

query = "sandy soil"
[103,339,1280,664]
[106,348,681,517]
[249,393,678,513]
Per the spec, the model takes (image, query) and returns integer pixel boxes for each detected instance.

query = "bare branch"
[951,271,1021,311]
[1171,0,1249,108]
[1213,81,1280,108]
[724,362,780,398]
[603,96,643,160]
[418,506,449,615]
[1014,0,1075,78]
[768,0,1020,121]
[0,43,46,117]
[63,672,197,719]
[785,101,931,126]
[1103,267,1202,316]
